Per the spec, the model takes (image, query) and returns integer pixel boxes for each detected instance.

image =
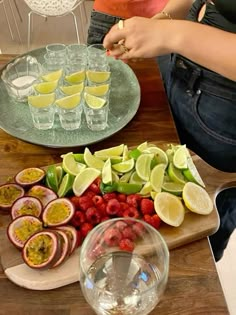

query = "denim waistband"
[172,54,236,100]
[91,10,122,23]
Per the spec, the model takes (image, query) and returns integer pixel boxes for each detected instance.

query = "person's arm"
[103,17,236,81]
[152,0,193,20]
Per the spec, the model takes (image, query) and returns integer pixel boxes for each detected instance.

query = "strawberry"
[126,194,141,208]
[106,199,121,216]
[119,238,135,252]
[140,198,155,215]
[80,222,93,238]
[123,206,139,219]
[104,227,122,246]
[86,207,101,225]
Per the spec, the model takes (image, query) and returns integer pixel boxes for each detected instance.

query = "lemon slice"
[62,152,86,176]
[55,93,81,109]
[112,158,135,173]
[84,84,109,96]
[59,82,84,95]
[73,168,101,196]
[57,173,75,197]
[94,144,124,158]
[84,92,106,109]
[150,164,166,192]
[28,93,55,108]
[154,192,185,227]
[65,70,86,84]
[84,147,104,170]
[167,162,186,185]
[173,145,188,169]
[183,157,205,188]
[135,153,154,181]
[41,69,63,82]
[102,158,112,184]
[161,181,185,196]
[34,80,58,94]
[182,182,213,215]
[86,70,111,83]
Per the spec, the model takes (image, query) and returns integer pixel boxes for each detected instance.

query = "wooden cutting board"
[0,154,235,290]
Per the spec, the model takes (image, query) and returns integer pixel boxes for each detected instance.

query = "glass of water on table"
[79,217,169,315]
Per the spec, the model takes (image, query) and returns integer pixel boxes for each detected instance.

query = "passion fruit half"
[42,198,75,227]
[15,167,45,187]
[27,185,57,207]
[0,183,25,211]
[11,196,43,220]
[56,225,78,255]
[7,215,43,249]
[51,230,71,268]
[22,230,62,269]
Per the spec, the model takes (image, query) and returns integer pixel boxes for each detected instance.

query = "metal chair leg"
[71,11,81,44]
[27,11,33,51]
[8,0,22,43]
[1,0,14,40]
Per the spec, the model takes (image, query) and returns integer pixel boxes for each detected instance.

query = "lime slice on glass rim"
[73,168,101,196]
[41,69,63,82]
[84,84,109,96]
[84,93,106,109]
[65,70,86,84]
[55,93,81,109]
[59,82,84,95]
[28,93,55,108]
[86,70,111,83]
[34,80,58,94]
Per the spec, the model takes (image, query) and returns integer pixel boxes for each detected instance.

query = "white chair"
[0,0,22,43]
[24,0,87,50]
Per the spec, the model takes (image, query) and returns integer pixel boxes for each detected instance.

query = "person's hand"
[103,17,171,60]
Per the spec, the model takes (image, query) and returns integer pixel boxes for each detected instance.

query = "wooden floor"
[0,1,236,314]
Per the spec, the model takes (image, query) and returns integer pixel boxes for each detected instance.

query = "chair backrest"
[24,0,82,16]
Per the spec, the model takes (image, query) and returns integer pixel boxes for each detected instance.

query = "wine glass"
[79,217,169,315]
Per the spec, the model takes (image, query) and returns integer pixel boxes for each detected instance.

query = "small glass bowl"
[1,55,43,102]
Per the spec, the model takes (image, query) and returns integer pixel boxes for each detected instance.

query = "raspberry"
[97,202,107,217]
[94,177,101,187]
[151,214,161,229]
[86,207,101,225]
[119,202,129,215]
[83,190,96,198]
[80,222,93,238]
[106,199,121,216]
[88,183,101,194]
[92,195,104,207]
[115,221,128,231]
[143,214,153,226]
[101,216,110,222]
[78,196,94,212]
[76,230,83,247]
[70,211,86,227]
[119,238,135,252]
[117,193,127,202]
[88,243,105,260]
[140,198,155,215]
[103,192,117,202]
[123,206,139,219]
[126,194,141,208]
[104,227,122,246]
[70,196,81,209]
[133,222,145,237]
[122,226,136,241]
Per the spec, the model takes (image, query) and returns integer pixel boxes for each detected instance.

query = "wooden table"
[0,54,230,314]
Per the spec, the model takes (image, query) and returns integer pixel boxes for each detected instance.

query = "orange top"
[93,0,167,19]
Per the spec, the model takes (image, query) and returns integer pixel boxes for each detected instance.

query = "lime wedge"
[116,182,142,194]
[150,164,166,193]
[154,192,185,227]
[84,147,104,170]
[135,154,154,181]
[161,181,185,196]
[129,171,144,185]
[167,162,186,184]
[112,158,135,173]
[122,145,129,161]
[56,165,64,185]
[143,146,168,166]
[62,152,86,176]
[137,141,148,152]
[34,80,58,94]
[55,93,81,109]
[86,70,111,83]
[65,70,86,84]
[73,168,101,196]
[173,145,188,169]
[57,173,75,197]
[119,170,133,183]
[139,181,152,196]
[94,144,124,158]
[102,158,112,184]
[84,84,109,96]
[59,82,84,95]
[84,92,106,109]
[28,93,55,108]
[41,69,63,82]
[46,165,59,192]
[183,156,205,187]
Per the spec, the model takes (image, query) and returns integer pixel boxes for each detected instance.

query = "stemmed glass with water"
[79,217,169,315]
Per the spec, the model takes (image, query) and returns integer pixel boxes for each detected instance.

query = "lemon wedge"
[84,84,109,96]
[34,80,58,94]
[55,93,81,109]
[41,69,63,82]
[59,82,84,95]
[28,93,55,108]
[86,70,111,83]
[84,92,106,109]
[65,70,86,84]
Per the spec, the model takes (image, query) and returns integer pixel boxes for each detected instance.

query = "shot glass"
[66,44,87,64]
[83,96,109,131]
[86,65,111,87]
[28,95,56,130]
[56,94,83,130]
[87,44,108,66]
[46,43,67,58]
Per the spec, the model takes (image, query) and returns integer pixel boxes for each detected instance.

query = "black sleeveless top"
[187,0,236,33]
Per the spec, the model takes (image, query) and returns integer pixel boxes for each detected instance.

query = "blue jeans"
[87,10,121,45]
[158,54,236,261]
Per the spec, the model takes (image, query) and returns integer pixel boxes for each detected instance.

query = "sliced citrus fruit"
[86,70,111,83]
[57,173,75,197]
[116,182,142,194]
[73,153,85,163]
[161,181,185,196]
[28,93,55,108]
[94,144,124,158]
[55,93,81,109]
[129,171,144,185]
[183,157,205,188]
[34,80,58,94]
[135,153,154,181]
[59,82,84,95]
[122,145,129,161]
[154,192,185,227]
[41,69,63,82]
[139,181,152,196]
[102,158,112,184]
[62,152,86,176]
[56,165,64,185]
[112,171,120,183]
[143,146,168,166]
[137,141,148,152]
[151,191,158,200]
[167,162,186,185]
[112,158,135,173]
[46,165,59,192]
[128,148,142,160]
[119,170,133,183]
[84,84,109,96]
[73,168,101,196]
[65,70,86,84]
[150,164,166,193]
[84,92,106,109]
[182,182,213,215]
[173,145,188,169]
[84,147,104,170]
